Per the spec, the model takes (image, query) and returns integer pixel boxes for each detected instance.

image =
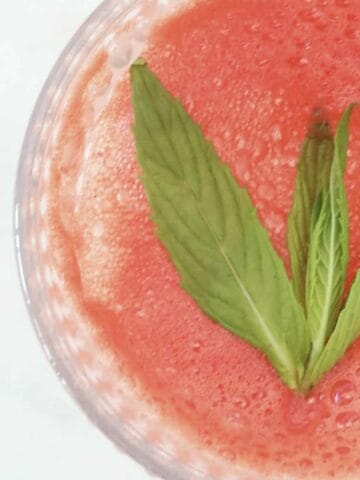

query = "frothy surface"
[43,0,360,478]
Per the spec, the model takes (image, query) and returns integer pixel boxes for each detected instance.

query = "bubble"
[192,341,202,353]
[322,452,333,462]
[299,458,314,469]
[344,27,360,40]
[236,135,246,150]
[299,57,309,65]
[287,55,310,67]
[299,7,323,23]
[192,367,200,376]
[92,221,105,238]
[233,396,249,409]
[271,125,282,142]
[285,395,328,433]
[306,395,317,405]
[297,40,312,50]
[331,380,356,406]
[251,388,267,401]
[185,94,195,113]
[272,19,282,29]
[243,171,251,182]
[336,411,359,429]
[336,446,350,455]
[250,23,260,33]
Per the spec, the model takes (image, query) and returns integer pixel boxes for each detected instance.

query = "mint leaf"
[305,182,347,339]
[287,120,334,306]
[306,107,353,342]
[131,60,310,390]
[308,271,360,387]
[300,105,355,391]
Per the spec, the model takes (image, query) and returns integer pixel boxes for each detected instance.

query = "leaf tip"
[130,58,148,85]
[339,102,358,126]
[348,101,358,110]
[132,57,147,68]
[307,107,333,140]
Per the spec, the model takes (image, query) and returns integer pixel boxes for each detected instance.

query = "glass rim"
[13,1,211,479]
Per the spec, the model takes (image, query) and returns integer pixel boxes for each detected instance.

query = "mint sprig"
[299,105,355,391]
[130,59,358,392]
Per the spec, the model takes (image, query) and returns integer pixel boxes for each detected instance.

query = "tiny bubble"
[252,389,266,401]
[336,411,359,429]
[271,125,282,142]
[299,458,314,468]
[234,396,249,409]
[236,135,246,150]
[336,446,350,455]
[192,341,202,353]
[300,57,309,65]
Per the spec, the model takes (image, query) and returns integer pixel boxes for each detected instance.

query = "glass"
[14,1,254,479]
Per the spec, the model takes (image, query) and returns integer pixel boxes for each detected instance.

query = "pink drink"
[24,0,360,478]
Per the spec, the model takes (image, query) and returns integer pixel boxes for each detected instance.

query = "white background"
[0,2,151,479]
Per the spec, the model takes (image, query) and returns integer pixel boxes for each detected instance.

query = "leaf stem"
[299,346,322,393]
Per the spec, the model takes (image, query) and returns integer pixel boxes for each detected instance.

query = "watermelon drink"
[15,0,360,479]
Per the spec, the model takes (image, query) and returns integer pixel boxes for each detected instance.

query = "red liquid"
[44,0,360,477]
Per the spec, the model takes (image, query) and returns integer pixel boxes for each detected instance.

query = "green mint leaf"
[308,271,360,387]
[131,60,310,390]
[305,183,347,338]
[300,105,355,391]
[287,120,334,306]
[306,106,354,343]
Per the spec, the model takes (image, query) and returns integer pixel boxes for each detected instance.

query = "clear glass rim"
[13,1,210,479]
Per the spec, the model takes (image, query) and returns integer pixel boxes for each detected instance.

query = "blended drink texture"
[43,0,360,478]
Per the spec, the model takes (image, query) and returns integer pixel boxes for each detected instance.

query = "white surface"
[0,2,151,479]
